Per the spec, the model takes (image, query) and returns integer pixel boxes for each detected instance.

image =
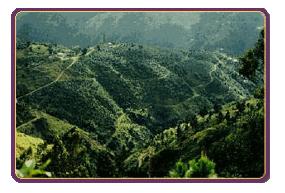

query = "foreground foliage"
[169,155,216,178]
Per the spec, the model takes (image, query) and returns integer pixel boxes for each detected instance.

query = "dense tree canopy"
[16,26,265,178]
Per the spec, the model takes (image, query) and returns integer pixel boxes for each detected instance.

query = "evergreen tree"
[239,29,264,81]
[169,155,217,178]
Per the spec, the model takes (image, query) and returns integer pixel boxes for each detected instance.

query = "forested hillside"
[15,12,265,178]
[17,12,263,54]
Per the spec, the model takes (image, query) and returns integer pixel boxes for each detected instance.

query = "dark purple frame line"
[11,8,270,183]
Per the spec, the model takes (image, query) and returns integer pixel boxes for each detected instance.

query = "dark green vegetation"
[169,155,217,178]
[239,29,264,85]
[17,12,263,55]
[16,12,265,178]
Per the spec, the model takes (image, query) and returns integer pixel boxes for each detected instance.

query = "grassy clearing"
[16,131,44,159]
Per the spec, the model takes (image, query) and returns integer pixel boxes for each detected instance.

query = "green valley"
[15,11,265,178]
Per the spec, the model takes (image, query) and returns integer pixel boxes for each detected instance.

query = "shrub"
[169,154,217,178]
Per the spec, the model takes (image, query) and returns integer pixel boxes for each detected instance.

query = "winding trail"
[17,48,97,101]
[162,56,221,107]
[191,57,219,98]
[207,60,218,85]
[17,55,79,100]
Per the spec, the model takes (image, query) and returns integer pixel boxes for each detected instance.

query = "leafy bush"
[169,160,187,177]
[169,155,217,178]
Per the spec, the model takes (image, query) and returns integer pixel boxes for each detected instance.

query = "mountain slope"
[16,12,263,54]
[17,42,255,137]
[16,40,262,177]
